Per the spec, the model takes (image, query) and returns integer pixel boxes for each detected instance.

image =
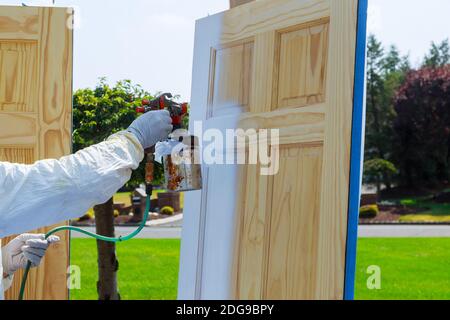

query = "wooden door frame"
[178,0,368,300]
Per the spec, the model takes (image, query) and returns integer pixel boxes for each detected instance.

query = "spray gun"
[136,93,201,195]
[136,93,188,131]
[136,93,187,196]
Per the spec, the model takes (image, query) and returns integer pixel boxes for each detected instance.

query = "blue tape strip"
[344,0,368,300]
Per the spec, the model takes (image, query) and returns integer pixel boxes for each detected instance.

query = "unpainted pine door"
[0,6,73,300]
[180,0,362,299]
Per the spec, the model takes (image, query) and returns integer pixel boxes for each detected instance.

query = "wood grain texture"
[221,0,330,44]
[250,32,277,114]
[265,144,322,299]
[277,20,329,109]
[239,104,325,145]
[315,0,358,299]
[0,113,37,145]
[0,41,37,112]
[229,0,358,299]
[234,163,270,299]
[230,0,255,9]
[0,147,34,163]
[0,6,73,300]
[0,7,39,40]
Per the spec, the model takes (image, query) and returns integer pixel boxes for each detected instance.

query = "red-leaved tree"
[393,65,450,187]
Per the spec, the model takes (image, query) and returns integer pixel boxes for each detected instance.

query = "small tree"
[363,159,398,193]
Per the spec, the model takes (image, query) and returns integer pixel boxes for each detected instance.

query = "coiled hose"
[18,195,151,300]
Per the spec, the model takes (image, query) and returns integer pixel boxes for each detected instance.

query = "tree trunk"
[382,172,392,190]
[94,198,120,300]
[376,176,381,195]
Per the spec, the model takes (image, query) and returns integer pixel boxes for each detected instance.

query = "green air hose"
[18,194,151,300]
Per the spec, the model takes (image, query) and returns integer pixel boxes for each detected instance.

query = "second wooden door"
[0,6,73,300]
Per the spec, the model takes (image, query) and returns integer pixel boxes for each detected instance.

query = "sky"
[0,0,449,101]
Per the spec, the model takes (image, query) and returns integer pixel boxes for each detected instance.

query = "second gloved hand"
[127,110,173,150]
[1,234,60,276]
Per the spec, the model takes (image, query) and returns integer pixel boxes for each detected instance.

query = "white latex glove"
[127,110,173,150]
[2,234,60,276]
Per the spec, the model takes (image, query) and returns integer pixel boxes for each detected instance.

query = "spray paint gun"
[136,93,201,195]
[136,93,188,131]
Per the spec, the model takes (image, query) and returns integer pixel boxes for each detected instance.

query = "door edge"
[343,0,368,301]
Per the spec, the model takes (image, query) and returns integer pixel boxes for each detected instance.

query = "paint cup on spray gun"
[155,131,202,192]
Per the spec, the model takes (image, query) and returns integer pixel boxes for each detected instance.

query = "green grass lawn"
[70,237,450,300]
[70,239,180,300]
[355,238,450,300]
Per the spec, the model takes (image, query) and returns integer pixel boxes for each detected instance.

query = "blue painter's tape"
[344,0,368,300]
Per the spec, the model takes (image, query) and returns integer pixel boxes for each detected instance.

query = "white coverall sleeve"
[0,132,144,238]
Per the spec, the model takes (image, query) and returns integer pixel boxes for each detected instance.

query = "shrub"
[359,205,379,219]
[77,208,95,221]
[160,206,175,216]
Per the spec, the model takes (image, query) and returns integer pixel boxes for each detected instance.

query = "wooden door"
[179,0,367,300]
[0,6,73,300]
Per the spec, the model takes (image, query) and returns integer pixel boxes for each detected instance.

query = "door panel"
[0,6,73,300]
[209,40,254,117]
[180,0,365,300]
[0,41,37,112]
[276,20,329,109]
[265,144,322,299]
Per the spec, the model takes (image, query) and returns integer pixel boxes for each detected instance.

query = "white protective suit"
[0,132,144,298]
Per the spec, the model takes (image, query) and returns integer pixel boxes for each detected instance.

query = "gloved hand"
[1,234,60,276]
[127,110,173,150]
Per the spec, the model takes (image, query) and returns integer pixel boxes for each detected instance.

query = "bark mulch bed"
[359,205,429,224]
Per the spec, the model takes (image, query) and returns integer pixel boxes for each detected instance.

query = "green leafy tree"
[73,78,138,150]
[423,39,450,68]
[73,78,164,187]
[364,35,410,190]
